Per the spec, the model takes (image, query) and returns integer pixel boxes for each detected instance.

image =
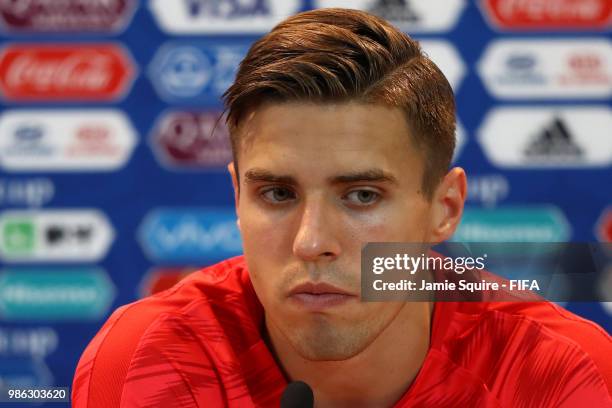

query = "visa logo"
[184,0,271,18]
[149,0,300,34]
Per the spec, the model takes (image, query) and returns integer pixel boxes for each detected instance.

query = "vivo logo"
[139,209,242,262]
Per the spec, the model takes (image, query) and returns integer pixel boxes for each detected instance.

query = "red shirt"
[72,256,612,407]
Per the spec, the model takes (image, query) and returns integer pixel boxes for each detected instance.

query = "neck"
[267,301,433,408]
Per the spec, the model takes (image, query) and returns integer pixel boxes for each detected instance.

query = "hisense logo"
[0,269,115,320]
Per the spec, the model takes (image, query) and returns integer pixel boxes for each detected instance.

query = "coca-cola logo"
[481,0,612,30]
[0,44,136,101]
[0,0,136,32]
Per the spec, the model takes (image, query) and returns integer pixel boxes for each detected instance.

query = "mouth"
[287,282,356,311]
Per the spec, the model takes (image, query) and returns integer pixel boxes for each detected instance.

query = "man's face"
[231,102,438,361]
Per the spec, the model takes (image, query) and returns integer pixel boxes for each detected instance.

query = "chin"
[289,322,371,362]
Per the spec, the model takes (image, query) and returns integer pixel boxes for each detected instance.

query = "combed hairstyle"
[223,8,456,198]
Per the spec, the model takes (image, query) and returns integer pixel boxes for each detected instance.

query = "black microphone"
[280,381,314,408]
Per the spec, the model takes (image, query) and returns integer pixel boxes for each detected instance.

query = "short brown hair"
[223,8,455,198]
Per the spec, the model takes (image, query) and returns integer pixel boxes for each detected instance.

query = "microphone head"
[280,381,314,408]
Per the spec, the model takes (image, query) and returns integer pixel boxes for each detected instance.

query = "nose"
[292,194,341,262]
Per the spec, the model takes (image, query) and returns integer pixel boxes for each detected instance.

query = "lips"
[289,282,353,297]
[288,282,356,311]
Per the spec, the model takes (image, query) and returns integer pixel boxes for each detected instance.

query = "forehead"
[236,101,420,168]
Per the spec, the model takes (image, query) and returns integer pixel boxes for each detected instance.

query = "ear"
[429,167,467,243]
[227,161,241,231]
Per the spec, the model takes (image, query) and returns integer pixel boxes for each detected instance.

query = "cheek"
[241,213,292,258]
[239,199,292,249]
[342,201,431,243]
[238,208,294,300]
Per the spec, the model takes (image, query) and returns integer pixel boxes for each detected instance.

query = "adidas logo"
[369,0,420,22]
[523,117,583,161]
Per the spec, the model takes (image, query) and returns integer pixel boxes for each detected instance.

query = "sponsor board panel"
[148,41,249,104]
[480,0,612,31]
[150,110,232,169]
[453,206,571,242]
[138,208,242,263]
[0,0,137,33]
[478,106,612,168]
[478,39,612,99]
[0,43,137,102]
[0,209,115,262]
[313,0,466,32]
[0,268,115,320]
[149,0,302,34]
[0,109,137,171]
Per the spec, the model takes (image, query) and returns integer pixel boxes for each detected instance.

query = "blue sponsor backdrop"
[0,1,610,406]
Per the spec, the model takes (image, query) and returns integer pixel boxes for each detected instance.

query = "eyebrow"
[330,169,398,185]
[243,168,398,186]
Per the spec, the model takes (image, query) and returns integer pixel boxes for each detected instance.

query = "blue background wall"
[0,1,610,406]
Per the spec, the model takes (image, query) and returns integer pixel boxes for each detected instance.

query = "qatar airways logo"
[0,44,136,101]
[0,0,137,32]
[150,111,233,169]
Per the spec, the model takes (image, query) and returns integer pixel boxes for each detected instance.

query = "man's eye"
[261,187,296,203]
[344,190,380,205]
